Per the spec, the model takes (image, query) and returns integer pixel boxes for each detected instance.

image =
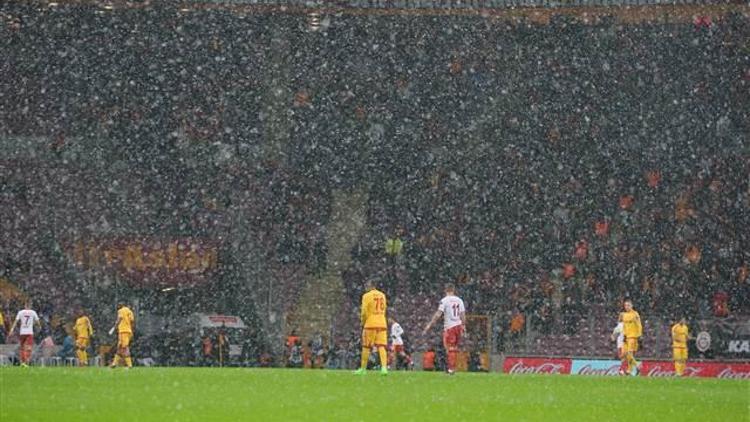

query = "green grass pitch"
[1,367,748,421]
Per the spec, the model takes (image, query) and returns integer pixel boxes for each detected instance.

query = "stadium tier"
[0,1,748,372]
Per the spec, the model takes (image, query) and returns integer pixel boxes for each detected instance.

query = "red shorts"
[20,335,34,348]
[393,344,404,354]
[443,325,463,349]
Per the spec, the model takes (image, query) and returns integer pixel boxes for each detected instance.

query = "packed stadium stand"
[0,0,748,366]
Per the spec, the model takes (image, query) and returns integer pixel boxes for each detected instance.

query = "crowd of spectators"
[1,4,748,361]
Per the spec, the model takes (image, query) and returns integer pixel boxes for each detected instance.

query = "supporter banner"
[727,339,750,355]
[689,318,750,359]
[640,361,750,379]
[570,360,623,376]
[710,318,750,359]
[63,238,219,287]
[503,357,571,375]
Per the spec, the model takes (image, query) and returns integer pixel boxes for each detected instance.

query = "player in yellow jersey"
[73,309,94,366]
[671,317,691,376]
[355,280,388,376]
[620,300,643,376]
[109,303,135,368]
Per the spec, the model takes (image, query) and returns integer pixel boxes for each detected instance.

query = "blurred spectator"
[594,220,610,237]
[217,328,229,366]
[509,311,525,337]
[468,351,485,372]
[259,351,274,368]
[385,229,404,256]
[712,290,729,318]
[422,347,435,371]
[562,264,576,280]
[287,340,303,368]
[286,330,300,349]
[574,240,588,261]
[40,334,56,361]
[311,332,325,369]
[0,310,5,343]
[201,335,213,366]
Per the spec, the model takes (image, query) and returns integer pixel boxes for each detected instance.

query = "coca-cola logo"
[509,362,565,374]
[641,361,750,379]
[577,364,621,376]
[647,366,702,377]
[717,368,750,379]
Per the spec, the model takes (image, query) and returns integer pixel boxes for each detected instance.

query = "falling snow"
[0,2,748,371]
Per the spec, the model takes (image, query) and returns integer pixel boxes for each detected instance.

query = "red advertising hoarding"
[640,361,750,379]
[503,357,572,375]
[504,357,749,379]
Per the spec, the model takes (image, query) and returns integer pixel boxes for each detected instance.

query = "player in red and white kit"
[610,321,627,375]
[389,318,411,370]
[9,301,41,367]
[422,284,465,375]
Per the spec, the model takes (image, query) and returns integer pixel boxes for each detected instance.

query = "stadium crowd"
[0,3,748,365]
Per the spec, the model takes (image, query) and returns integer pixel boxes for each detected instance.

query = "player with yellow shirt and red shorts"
[109,303,135,368]
[620,300,643,376]
[355,281,388,376]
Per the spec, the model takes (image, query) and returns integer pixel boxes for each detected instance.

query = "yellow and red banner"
[64,238,218,287]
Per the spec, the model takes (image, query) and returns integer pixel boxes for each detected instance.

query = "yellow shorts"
[673,347,688,361]
[362,328,387,348]
[76,337,90,349]
[624,338,639,353]
[118,332,132,348]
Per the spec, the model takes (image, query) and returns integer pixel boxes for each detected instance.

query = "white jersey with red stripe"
[390,322,404,346]
[437,295,465,331]
[613,322,624,349]
[15,309,40,335]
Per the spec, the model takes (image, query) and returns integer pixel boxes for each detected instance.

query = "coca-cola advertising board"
[640,361,750,379]
[503,357,572,375]
[570,360,623,376]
